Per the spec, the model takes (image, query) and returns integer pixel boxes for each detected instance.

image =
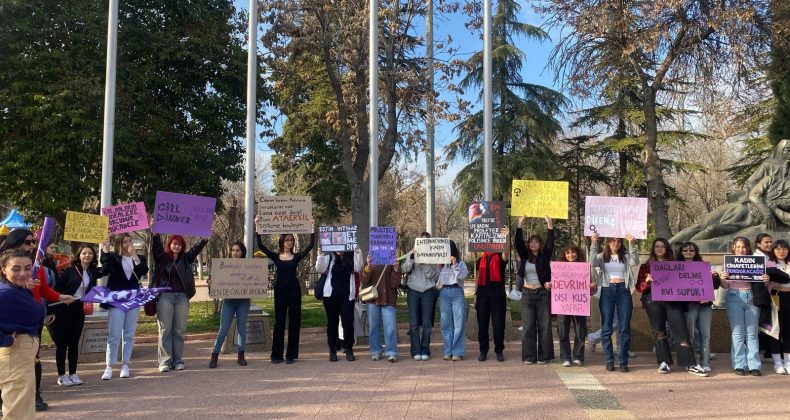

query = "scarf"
[477,252,501,286]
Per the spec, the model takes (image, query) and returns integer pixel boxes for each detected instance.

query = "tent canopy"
[0,209,31,229]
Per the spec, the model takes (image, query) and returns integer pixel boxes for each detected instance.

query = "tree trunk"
[615,118,628,196]
[642,87,672,239]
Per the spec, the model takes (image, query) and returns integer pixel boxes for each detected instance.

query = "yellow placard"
[64,211,109,244]
[511,180,569,219]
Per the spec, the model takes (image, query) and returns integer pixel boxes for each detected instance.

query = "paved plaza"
[34,326,790,419]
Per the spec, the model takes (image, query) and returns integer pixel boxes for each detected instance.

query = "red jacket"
[34,267,60,304]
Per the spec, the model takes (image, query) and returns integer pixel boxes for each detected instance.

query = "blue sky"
[232,1,562,188]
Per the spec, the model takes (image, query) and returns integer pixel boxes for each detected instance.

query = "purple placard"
[650,261,714,301]
[550,262,592,316]
[369,226,397,265]
[152,191,216,237]
[102,202,149,234]
[584,196,648,239]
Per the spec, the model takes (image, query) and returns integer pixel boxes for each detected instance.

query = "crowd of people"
[1,217,790,418]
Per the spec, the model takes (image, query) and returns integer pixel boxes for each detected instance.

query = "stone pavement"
[34,328,790,420]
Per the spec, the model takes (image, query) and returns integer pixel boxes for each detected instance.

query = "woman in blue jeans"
[361,254,401,362]
[439,240,468,361]
[589,232,638,372]
[720,237,770,376]
[403,232,440,361]
[208,242,251,368]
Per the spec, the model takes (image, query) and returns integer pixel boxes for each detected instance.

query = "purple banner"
[152,191,216,237]
[82,286,171,312]
[369,226,397,265]
[650,261,714,301]
[33,217,56,272]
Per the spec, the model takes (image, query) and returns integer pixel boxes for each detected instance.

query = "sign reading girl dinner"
[152,191,216,237]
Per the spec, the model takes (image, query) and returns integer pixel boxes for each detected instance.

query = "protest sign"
[649,261,714,301]
[583,196,648,239]
[208,258,269,299]
[64,211,109,244]
[723,255,766,282]
[369,226,397,265]
[468,201,508,252]
[550,262,591,316]
[101,202,149,235]
[319,225,358,252]
[152,191,216,237]
[414,238,451,264]
[511,180,569,219]
[256,196,313,234]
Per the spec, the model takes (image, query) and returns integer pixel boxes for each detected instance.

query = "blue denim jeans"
[726,289,761,370]
[439,285,466,357]
[407,288,437,357]
[212,299,252,353]
[599,283,633,365]
[686,303,713,367]
[106,306,139,366]
[157,292,190,368]
[367,304,398,357]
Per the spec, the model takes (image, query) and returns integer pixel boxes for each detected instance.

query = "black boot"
[35,361,48,411]
[209,353,219,369]
[346,348,356,361]
[329,348,338,362]
[237,351,247,366]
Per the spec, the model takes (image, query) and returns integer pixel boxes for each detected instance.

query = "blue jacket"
[0,280,44,347]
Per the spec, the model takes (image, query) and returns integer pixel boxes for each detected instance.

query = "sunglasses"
[23,240,37,246]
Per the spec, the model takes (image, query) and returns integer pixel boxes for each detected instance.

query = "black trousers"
[49,301,85,375]
[558,315,588,362]
[767,291,790,354]
[476,293,506,355]
[272,288,302,360]
[521,289,554,362]
[645,296,696,367]
[323,296,355,351]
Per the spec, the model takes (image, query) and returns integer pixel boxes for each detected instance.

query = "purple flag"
[82,286,171,312]
[33,217,56,272]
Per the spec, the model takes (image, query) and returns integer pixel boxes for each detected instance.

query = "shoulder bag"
[360,266,388,302]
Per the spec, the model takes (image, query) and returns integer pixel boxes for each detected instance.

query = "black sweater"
[515,228,554,288]
[257,234,315,292]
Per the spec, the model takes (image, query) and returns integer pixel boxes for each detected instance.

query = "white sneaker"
[120,365,130,378]
[174,363,185,371]
[775,364,788,375]
[785,362,790,374]
[421,355,430,361]
[371,354,380,361]
[588,343,596,353]
[69,374,84,385]
[688,365,708,377]
[158,365,170,372]
[101,367,113,380]
[413,355,422,361]
[702,366,712,373]
[658,362,671,374]
[57,375,73,387]
[709,353,716,360]
[562,360,572,367]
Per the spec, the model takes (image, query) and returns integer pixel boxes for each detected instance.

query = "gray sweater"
[402,254,440,293]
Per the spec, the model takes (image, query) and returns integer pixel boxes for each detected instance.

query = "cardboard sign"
[152,191,216,237]
[468,201,508,252]
[319,225,358,252]
[369,226,397,265]
[723,255,766,282]
[583,196,648,239]
[64,211,109,244]
[550,262,591,316]
[649,261,714,301]
[208,258,269,299]
[414,238,451,264]
[101,202,149,235]
[511,180,569,219]
[256,196,313,234]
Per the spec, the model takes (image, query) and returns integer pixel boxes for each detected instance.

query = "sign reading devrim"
[468,201,508,252]
[208,258,269,299]
[550,262,591,316]
[256,196,313,234]
[511,180,569,219]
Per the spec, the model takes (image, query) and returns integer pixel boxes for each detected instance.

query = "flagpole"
[244,0,258,258]
[100,0,119,211]
[483,0,493,201]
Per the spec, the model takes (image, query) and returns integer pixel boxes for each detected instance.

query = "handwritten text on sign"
[152,191,216,237]
[64,211,109,244]
[369,226,397,265]
[650,261,714,301]
[511,180,569,219]
[415,238,451,264]
[208,258,269,299]
[467,201,508,252]
[583,196,648,239]
[550,262,591,316]
[319,225,358,252]
[101,202,149,235]
[723,255,766,282]
[257,196,313,234]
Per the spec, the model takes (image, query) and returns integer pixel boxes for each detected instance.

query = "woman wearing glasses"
[676,242,719,373]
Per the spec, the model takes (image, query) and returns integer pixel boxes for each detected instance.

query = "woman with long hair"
[403,232,440,361]
[474,227,510,362]
[720,236,770,376]
[151,233,208,372]
[208,241,253,368]
[99,234,149,379]
[636,238,707,376]
[589,232,638,372]
[254,218,315,364]
[316,246,363,361]
[676,241,720,373]
[766,239,790,374]
[361,252,402,362]
[552,244,596,367]
[439,240,468,361]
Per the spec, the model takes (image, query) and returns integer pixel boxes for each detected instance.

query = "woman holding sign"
[316,247,363,361]
[361,254,402,362]
[515,216,555,364]
[766,240,790,374]
[404,232,441,361]
[635,239,707,377]
[589,232,638,372]
[254,219,315,365]
[99,234,149,379]
[439,240,469,361]
[720,237,770,376]
[474,227,510,362]
[552,244,596,367]
[151,233,208,372]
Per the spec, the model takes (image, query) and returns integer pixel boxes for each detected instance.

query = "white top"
[524,262,540,285]
[122,255,135,280]
[73,269,90,299]
[604,258,626,279]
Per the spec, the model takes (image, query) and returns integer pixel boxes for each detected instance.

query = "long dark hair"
[770,240,790,264]
[731,237,752,255]
[449,240,460,261]
[675,241,702,262]
[71,244,98,270]
[0,229,33,252]
[277,234,294,254]
[602,237,625,263]
[230,241,247,258]
[525,235,544,263]
[560,244,586,263]
[649,238,673,261]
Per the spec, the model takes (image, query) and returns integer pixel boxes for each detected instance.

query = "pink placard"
[650,261,714,301]
[583,196,648,239]
[102,202,149,235]
[550,262,591,316]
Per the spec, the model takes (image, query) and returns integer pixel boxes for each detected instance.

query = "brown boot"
[209,353,219,369]
[237,351,247,366]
